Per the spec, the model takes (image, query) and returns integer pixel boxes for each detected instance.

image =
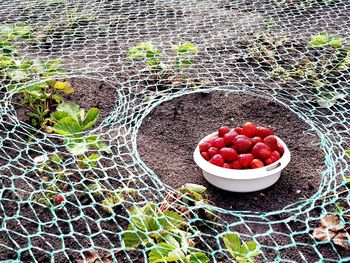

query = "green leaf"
[56,102,81,122]
[174,59,196,70]
[346,176,350,184]
[95,141,110,153]
[51,116,83,135]
[0,55,14,68]
[222,233,241,256]
[308,32,343,48]
[82,107,100,130]
[18,83,46,97]
[51,93,64,104]
[32,59,66,77]
[7,68,29,81]
[66,142,89,155]
[85,135,99,143]
[317,92,346,108]
[182,184,207,194]
[102,192,123,213]
[172,42,198,55]
[128,42,160,60]
[122,231,150,248]
[335,203,344,215]
[148,243,181,263]
[129,203,160,232]
[241,241,261,257]
[158,211,185,230]
[53,81,69,90]
[53,80,73,94]
[46,59,61,70]
[82,153,100,168]
[61,85,74,94]
[50,111,69,122]
[163,234,181,248]
[346,149,350,159]
[87,153,100,161]
[0,23,33,40]
[188,252,209,263]
[50,154,62,163]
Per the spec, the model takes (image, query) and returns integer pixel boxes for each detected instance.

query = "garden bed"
[0,0,349,262]
[137,91,324,212]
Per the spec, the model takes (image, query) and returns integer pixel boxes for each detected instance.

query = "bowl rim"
[193,132,291,180]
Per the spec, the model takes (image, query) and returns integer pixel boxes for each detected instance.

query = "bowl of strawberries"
[193,122,291,192]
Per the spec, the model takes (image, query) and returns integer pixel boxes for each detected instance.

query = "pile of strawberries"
[199,122,285,169]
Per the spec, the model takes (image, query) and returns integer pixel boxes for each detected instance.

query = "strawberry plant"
[268,32,348,108]
[275,0,335,8]
[148,232,209,263]
[35,8,96,46]
[0,23,72,128]
[243,31,348,108]
[122,202,209,262]
[122,202,186,248]
[32,153,75,208]
[0,23,34,43]
[84,182,136,213]
[221,233,261,263]
[33,174,66,208]
[17,77,72,128]
[160,183,216,220]
[127,42,203,91]
[49,102,109,157]
[242,31,289,66]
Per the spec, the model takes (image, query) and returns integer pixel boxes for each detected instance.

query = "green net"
[0,0,350,262]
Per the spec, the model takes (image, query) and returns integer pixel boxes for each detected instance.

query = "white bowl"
[193,132,291,192]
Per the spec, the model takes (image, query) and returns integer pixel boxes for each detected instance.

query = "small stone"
[296,190,301,194]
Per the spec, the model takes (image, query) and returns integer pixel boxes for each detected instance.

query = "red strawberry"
[207,147,219,158]
[235,127,242,134]
[265,156,277,165]
[223,163,231,169]
[263,135,278,151]
[212,138,226,149]
[256,126,274,138]
[251,142,272,160]
[252,136,263,145]
[199,141,211,152]
[234,134,248,141]
[234,136,253,153]
[251,159,264,169]
[223,131,238,146]
[231,160,242,169]
[219,147,238,162]
[242,122,257,137]
[209,154,224,167]
[218,126,231,137]
[271,150,281,161]
[53,194,64,205]
[277,143,284,155]
[238,153,254,168]
[201,151,210,160]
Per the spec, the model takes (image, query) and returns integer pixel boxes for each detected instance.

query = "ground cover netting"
[0,0,349,262]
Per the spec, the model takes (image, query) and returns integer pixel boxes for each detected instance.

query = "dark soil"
[1,0,349,261]
[137,91,324,212]
[0,77,120,262]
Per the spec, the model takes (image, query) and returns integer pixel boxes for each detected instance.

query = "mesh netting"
[0,0,350,262]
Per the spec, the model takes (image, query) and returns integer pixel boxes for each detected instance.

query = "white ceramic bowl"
[193,132,291,192]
